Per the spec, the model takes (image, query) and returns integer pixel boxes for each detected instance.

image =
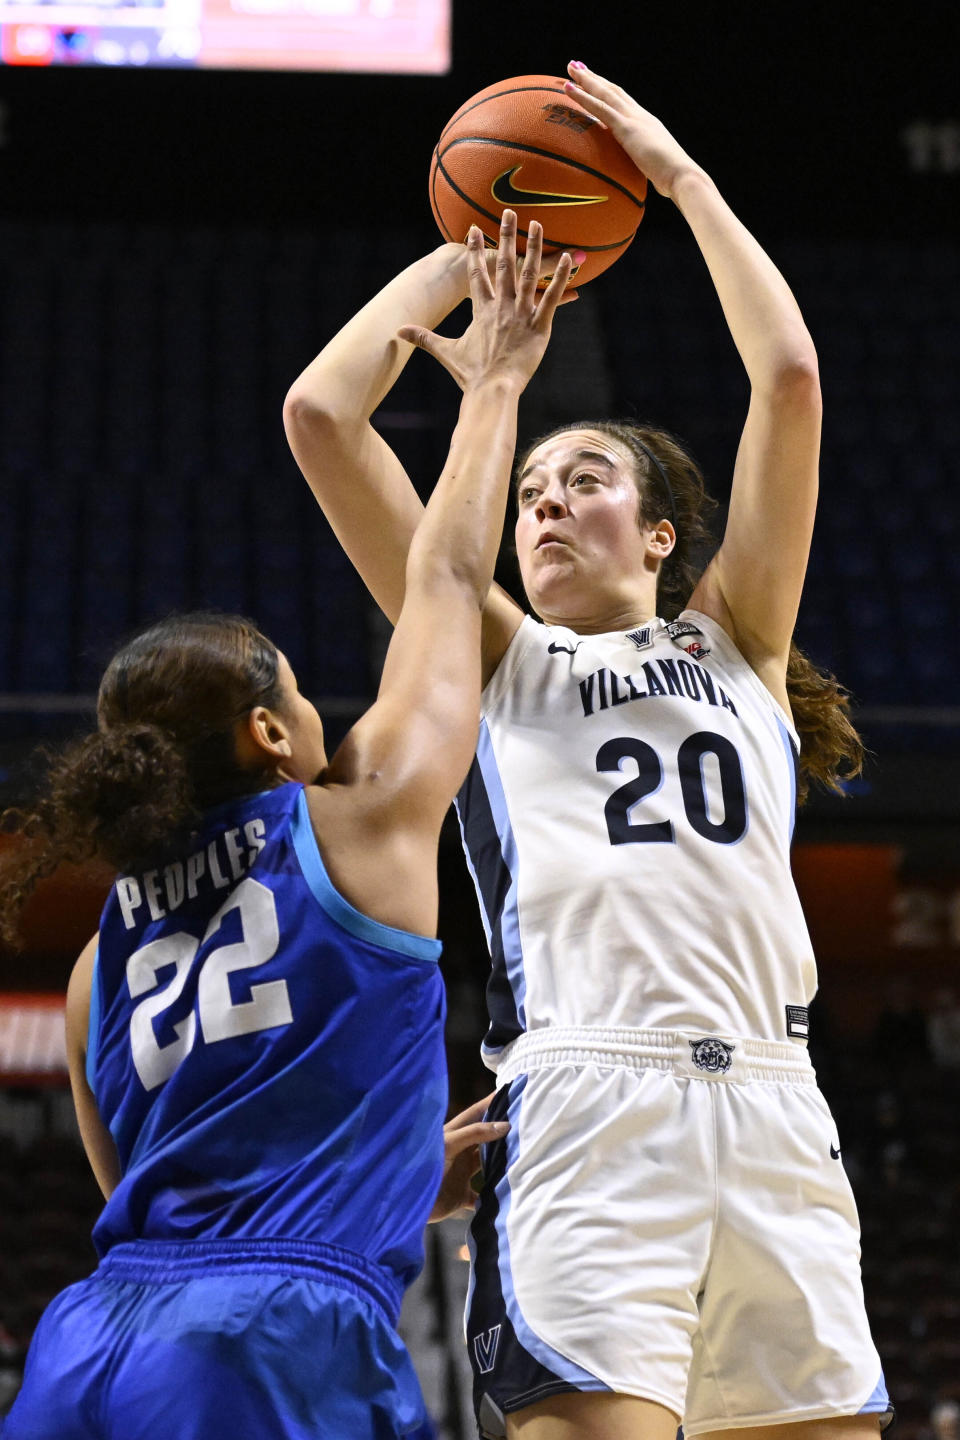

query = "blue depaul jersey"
[87,782,447,1293]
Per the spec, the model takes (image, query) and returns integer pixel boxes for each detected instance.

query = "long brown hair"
[516,419,863,803]
[0,613,282,948]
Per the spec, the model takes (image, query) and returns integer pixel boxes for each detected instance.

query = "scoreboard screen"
[0,0,448,71]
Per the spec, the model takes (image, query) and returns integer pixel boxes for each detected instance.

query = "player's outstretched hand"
[397,210,572,393]
[429,1093,508,1222]
[563,60,704,202]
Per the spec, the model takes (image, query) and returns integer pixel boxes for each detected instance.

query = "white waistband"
[493,1025,816,1086]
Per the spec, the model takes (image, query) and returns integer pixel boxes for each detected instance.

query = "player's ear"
[238,706,293,764]
[647,519,676,558]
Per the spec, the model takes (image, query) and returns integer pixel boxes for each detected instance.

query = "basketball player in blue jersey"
[285,61,890,1440]
[0,217,572,1440]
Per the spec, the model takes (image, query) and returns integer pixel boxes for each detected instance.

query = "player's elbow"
[283,386,327,436]
[765,347,822,416]
[282,386,358,445]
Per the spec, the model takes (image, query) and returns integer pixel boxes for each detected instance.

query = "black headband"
[634,438,679,538]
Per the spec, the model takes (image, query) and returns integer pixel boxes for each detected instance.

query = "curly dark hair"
[0,612,283,949]
[515,419,862,803]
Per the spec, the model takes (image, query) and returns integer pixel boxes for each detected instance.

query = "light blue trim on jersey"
[775,717,799,844]
[454,801,492,949]
[494,1076,609,1389]
[291,788,441,963]
[859,1370,891,1414]
[202,785,276,820]
[86,945,102,1095]
[476,721,526,1032]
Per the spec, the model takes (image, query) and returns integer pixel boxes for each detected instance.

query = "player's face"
[514,430,653,626]
[274,653,327,782]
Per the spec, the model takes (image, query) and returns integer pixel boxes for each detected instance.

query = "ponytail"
[0,611,282,949]
[785,641,863,804]
[0,724,198,949]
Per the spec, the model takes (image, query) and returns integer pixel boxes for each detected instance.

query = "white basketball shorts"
[465,1027,891,1438]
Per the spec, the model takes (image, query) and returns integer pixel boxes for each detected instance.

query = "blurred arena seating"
[0,222,958,733]
[810,1030,960,1435]
[0,221,429,737]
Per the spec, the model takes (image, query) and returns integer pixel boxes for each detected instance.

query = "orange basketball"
[429,74,647,288]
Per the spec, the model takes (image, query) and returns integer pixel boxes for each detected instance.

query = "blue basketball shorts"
[3,1239,435,1440]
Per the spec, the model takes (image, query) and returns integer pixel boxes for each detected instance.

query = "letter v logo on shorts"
[473,1325,502,1374]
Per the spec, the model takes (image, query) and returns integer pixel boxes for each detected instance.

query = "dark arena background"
[0,2,958,1433]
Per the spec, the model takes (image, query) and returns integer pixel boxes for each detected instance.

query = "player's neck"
[538,602,660,636]
[536,578,660,635]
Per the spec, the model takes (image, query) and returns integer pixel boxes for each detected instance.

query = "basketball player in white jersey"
[284,63,887,1440]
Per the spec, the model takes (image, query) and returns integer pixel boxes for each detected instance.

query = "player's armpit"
[481,586,525,688]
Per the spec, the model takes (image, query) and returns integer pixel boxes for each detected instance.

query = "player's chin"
[524,570,584,618]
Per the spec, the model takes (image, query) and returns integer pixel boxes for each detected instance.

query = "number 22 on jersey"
[126,877,293,1091]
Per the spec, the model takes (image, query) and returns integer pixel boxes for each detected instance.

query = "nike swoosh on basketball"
[491,166,607,208]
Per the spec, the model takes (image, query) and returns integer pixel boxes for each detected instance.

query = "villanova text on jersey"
[577,655,739,719]
[88,782,447,1296]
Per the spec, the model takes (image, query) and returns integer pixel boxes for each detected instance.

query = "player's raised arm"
[565,62,822,693]
[319,218,569,881]
[283,242,467,628]
[283,239,527,682]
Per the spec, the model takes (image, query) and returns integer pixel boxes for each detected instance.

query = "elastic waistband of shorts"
[96,1237,403,1326]
[495,1025,815,1086]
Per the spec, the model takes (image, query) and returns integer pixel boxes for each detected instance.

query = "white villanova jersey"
[456,610,817,1070]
